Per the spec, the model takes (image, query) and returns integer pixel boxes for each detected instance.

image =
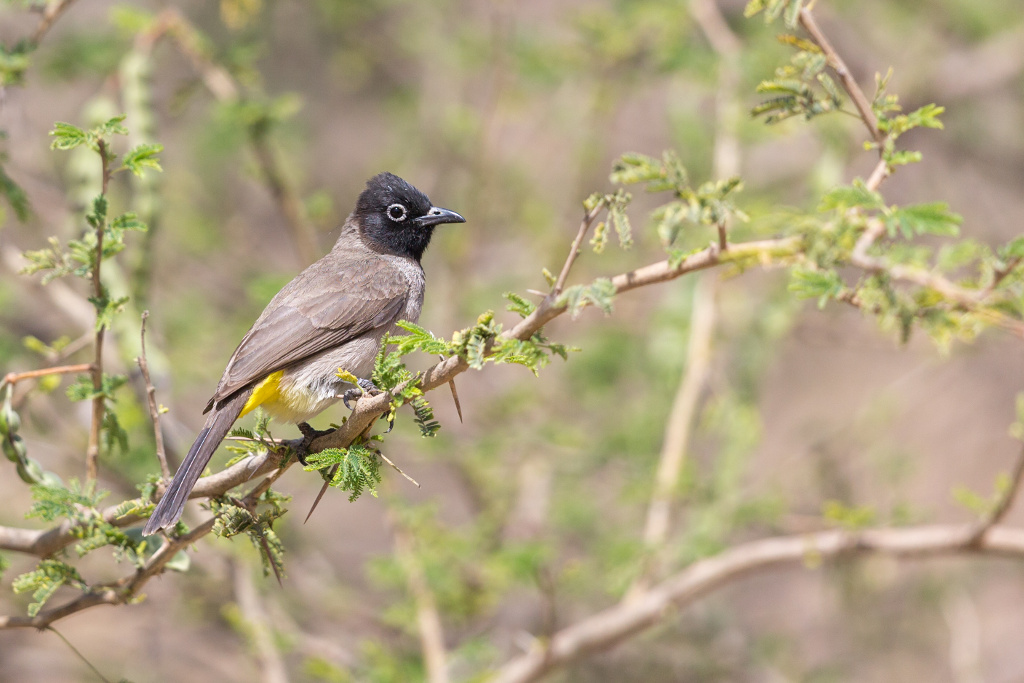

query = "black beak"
[416,206,466,228]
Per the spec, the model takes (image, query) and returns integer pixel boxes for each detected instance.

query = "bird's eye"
[387,203,408,222]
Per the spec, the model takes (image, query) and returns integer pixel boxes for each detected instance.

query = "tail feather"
[143,391,249,535]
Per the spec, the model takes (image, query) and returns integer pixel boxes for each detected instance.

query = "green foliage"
[557,278,617,319]
[503,291,536,318]
[885,203,961,239]
[303,443,383,502]
[789,267,846,309]
[584,188,633,253]
[0,157,30,222]
[751,35,840,124]
[210,489,290,578]
[120,143,164,176]
[12,560,86,617]
[610,151,747,251]
[822,500,877,530]
[0,40,32,87]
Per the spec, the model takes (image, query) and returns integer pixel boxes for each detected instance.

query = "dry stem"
[136,311,169,480]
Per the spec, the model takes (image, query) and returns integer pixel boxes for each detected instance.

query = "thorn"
[304,464,337,523]
[440,355,463,423]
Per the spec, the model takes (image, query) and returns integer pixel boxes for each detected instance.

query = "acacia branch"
[0,461,286,630]
[491,524,1024,683]
[798,8,883,145]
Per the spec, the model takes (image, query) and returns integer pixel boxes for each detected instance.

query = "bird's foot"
[295,422,335,466]
[342,378,381,410]
[342,379,395,432]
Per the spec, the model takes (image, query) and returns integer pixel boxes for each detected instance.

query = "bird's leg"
[342,378,382,410]
[295,422,335,465]
[342,378,395,433]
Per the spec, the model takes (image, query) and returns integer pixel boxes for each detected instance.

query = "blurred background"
[1,0,1023,680]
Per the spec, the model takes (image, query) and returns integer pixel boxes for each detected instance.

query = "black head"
[353,172,465,261]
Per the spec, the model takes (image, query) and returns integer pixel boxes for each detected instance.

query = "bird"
[143,172,465,535]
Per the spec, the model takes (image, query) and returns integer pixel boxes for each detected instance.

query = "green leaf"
[557,278,616,319]
[120,143,164,177]
[304,443,383,502]
[0,163,31,221]
[49,121,88,150]
[822,500,876,529]
[789,267,845,308]
[86,194,108,229]
[503,291,536,318]
[820,183,884,212]
[92,115,128,139]
[886,202,961,239]
[12,560,86,617]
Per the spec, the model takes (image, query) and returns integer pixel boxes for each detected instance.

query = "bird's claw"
[295,422,335,465]
[342,378,382,410]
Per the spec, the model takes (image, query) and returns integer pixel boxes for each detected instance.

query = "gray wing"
[207,252,411,408]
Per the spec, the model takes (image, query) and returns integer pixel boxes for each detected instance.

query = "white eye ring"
[387,203,408,222]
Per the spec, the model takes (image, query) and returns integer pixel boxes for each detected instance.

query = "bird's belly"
[269,333,383,423]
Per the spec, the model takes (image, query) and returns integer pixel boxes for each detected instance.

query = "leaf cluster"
[302,442,384,502]
[752,35,842,124]
[210,490,290,578]
[610,151,747,260]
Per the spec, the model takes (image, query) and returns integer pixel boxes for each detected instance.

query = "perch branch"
[492,524,1024,683]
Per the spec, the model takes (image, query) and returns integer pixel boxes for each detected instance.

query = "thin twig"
[378,450,420,488]
[865,157,890,192]
[968,445,1024,546]
[2,363,94,389]
[552,207,603,296]
[30,0,77,45]
[136,311,169,479]
[798,8,883,145]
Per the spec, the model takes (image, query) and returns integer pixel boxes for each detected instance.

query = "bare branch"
[2,363,93,389]
[552,207,603,296]
[30,0,77,45]
[136,311,169,480]
[631,274,716,594]
[492,524,1024,683]
[969,445,1024,546]
[392,518,449,683]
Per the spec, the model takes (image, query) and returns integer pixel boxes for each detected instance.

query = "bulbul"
[143,173,464,535]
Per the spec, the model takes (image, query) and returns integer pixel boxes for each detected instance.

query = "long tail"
[143,391,249,535]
